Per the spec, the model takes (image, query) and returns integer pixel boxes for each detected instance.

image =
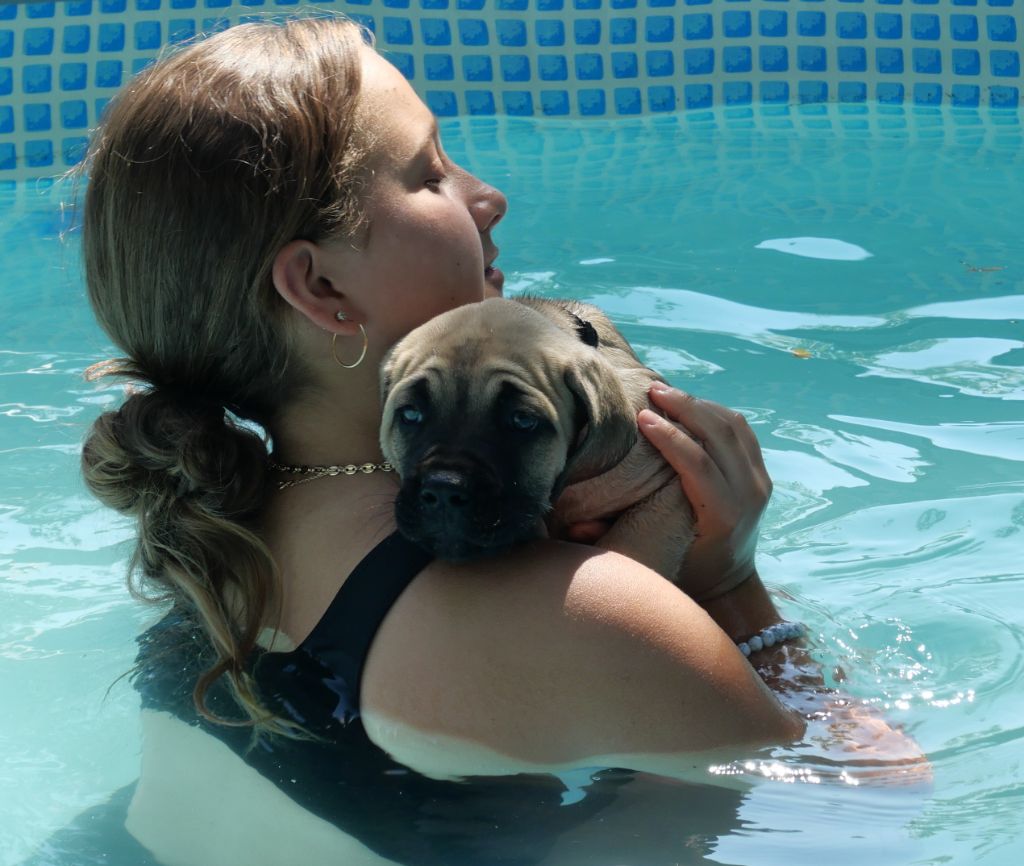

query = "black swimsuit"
[129,531,627,865]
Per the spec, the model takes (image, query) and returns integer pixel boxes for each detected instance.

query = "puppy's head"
[380,298,636,560]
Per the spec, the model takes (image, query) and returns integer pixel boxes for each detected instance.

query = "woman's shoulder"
[361,540,805,781]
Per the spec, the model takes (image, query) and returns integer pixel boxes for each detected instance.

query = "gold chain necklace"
[269,461,395,490]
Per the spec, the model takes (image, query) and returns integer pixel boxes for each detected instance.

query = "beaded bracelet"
[736,621,807,658]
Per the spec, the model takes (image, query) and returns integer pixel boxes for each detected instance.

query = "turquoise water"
[2,104,1023,865]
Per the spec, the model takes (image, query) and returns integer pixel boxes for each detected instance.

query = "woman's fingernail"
[638,409,663,429]
[649,381,671,393]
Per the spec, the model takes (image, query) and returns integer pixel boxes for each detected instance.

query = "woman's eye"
[510,410,539,432]
[399,406,424,425]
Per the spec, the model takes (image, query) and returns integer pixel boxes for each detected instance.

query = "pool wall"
[0,0,1020,183]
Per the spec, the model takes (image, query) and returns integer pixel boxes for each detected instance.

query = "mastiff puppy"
[379,296,694,582]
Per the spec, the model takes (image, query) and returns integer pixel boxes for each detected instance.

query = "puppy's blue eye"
[399,406,423,425]
[510,410,539,432]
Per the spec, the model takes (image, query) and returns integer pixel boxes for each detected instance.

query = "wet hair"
[79,16,370,736]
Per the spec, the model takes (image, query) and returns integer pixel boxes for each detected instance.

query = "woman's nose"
[458,169,508,233]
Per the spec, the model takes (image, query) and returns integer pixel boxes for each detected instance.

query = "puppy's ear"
[556,356,637,493]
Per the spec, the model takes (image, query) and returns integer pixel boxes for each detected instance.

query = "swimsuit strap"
[298,531,434,717]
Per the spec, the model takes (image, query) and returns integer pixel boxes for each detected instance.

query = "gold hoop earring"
[332,325,368,370]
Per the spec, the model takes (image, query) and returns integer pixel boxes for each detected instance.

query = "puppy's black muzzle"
[395,451,544,561]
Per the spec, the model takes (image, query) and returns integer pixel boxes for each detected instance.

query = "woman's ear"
[271,240,358,331]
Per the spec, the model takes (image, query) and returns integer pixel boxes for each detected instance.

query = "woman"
[77,16,925,866]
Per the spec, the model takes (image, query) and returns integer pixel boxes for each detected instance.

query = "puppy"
[379,296,693,582]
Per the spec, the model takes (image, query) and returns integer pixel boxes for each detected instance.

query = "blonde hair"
[79,16,370,735]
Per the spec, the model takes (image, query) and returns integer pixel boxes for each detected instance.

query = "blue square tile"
[134,21,162,50]
[169,19,195,42]
[798,45,827,71]
[950,14,978,39]
[952,0,977,4]
[646,15,674,41]
[952,48,980,74]
[383,17,413,45]
[837,45,867,71]
[26,139,53,167]
[458,19,488,45]
[646,49,673,75]
[99,22,125,51]
[575,53,603,79]
[647,84,676,111]
[496,0,527,8]
[62,136,88,166]
[836,11,867,37]
[612,51,638,77]
[204,0,230,6]
[0,105,12,133]
[538,55,567,80]
[496,19,526,46]
[136,0,161,9]
[538,0,564,8]
[23,64,52,93]
[914,82,943,104]
[950,84,979,106]
[24,102,51,131]
[989,86,1019,108]
[722,81,751,105]
[0,143,15,171]
[797,11,826,36]
[0,30,11,59]
[539,90,570,115]
[388,52,414,78]
[535,20,565,46]
[578,88,606,115]
[425,90,457,116]
[986,0,1013,6]
[60,98,88,128]
[421,19,451,45]
[876,47,904,73]
[723,45,751,71]
[0,4,15,19]
[615,87,642,115]
[94,96,112,118]
[991,50,1020,77]
[24,26,55,55]
[422,0,450,7]
[0,67,11,96]
[424,53,453,79]
[650,0,676,6]
[683,83,712,109]
[574,19,601,44]
[384,0,410,7]
[799,81,828,103]
[27,3,56,18]
[722,11,751,37]
[610,17,636,43]
[131,57,154,74]
[684,47,714,73]
[683,13,713,38]
[462,55,493,81]
[63,24,90,53]
[911,13,940,39]
[59,62,87,90]
[500,54,530,81]
[575,0,601,10]
[95,59,123,87]
[759,45,788,71]
[465,90,496,115]
[875,13,902,38]
[877,82,904,103]
[172,0,197,7]
[458,0,485,7]
[838,80,866,102]
[913,47,942,73]
[611,0,636,7]
[759,11,787,37]
[66,2,94,15]
[988,15,1017,40]
[502,91,534,115]
[202,16,230,32]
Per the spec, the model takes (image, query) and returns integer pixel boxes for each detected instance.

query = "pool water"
[2,104,1023,865]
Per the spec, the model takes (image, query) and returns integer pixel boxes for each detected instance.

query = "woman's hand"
[640,382,772,600]
[566,383,772,602]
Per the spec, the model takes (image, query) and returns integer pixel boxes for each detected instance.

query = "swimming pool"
[2,100,1022,864]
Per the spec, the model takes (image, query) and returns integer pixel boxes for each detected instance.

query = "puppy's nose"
[419,470,471,510]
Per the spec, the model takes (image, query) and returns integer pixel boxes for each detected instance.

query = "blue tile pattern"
[0,0,1020,178]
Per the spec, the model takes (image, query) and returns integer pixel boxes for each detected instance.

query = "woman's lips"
[485,265,504,293]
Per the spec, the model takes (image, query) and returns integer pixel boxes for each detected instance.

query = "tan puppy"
[379,296,693,582]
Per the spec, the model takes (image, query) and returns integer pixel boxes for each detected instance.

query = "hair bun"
[82,387,268,519]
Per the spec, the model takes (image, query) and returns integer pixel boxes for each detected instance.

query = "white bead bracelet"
[736,621,806,658]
